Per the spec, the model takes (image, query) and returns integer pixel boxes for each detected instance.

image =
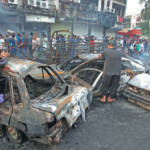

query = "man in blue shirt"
[9,35,17,56]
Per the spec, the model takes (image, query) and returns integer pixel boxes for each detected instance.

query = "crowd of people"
[0,32,49,58]
[0,31,98,59]
[0,31,150,60]
[104,36,150,59]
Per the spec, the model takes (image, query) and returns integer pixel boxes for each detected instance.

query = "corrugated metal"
[51,22,72,35]
[91,25,103,41]
[106,28,116,37]
[73,23,88,37]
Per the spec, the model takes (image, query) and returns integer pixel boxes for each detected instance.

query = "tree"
[139,0,150,37]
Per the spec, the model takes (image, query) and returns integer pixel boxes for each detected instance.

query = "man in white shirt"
[42,34,48,50]
[139,41,145,57]
[0,34,5,52]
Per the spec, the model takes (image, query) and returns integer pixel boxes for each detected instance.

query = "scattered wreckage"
[53,54,146,96]
[124,73,150,110]
[0,58,103,145]
[0,54,146,145]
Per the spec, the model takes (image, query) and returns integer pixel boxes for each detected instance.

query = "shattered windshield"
[24,67,57,99]
[59,56,86,71]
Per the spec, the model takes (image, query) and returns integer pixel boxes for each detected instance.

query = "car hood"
[31,85,89,126]
[128,73,150,91]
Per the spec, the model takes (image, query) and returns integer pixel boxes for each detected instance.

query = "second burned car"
[53,54,146,96]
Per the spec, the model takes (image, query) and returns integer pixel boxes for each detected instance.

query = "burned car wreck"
[53,54,146,96]
[123,73,150,110]
[0,58,98,145]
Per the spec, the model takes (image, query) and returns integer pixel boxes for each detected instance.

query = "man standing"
[0,34,5,52]
[22,32,29,52]
[4,34,10,51]
[17,34,25,58]
[9,34,17,56]
[28,33,33,57]
[42,34,48,50]
[139,41,145,58]
[99,43,122,103]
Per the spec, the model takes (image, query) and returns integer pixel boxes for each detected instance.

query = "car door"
[70,68,103,97]
[0,74,13,126]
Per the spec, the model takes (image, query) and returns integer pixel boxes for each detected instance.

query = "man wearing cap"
[99,43,123,103]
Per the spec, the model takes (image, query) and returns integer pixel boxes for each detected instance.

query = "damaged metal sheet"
[123,73,150,110]
[0,58,92,145]
[55,54,146,95]
[127,73,150,91]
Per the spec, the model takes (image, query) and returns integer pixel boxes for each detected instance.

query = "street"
[0,96,150,150]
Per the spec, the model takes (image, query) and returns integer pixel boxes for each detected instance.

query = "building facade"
[0,0,127,40]
[124,14,142,29]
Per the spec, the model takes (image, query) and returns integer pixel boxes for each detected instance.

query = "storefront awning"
[118,28,142,36]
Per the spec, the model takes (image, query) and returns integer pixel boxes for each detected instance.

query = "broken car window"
[59,56,86,71]
[24,67,55,99]
[13,79,22,104]
[72,59,104,74]
[77,70,101,85]
[0,75,10,103]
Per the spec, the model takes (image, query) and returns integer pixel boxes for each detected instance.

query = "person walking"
[28,33,33,57]
[98,43,123,103]
[130,41,134,56]
[32,36,38,58]
[9,34,17,56]
[17,34,26,58]
[89,36,95,52]
[136,41,141,56]
[4,34,10,51]
[22,32,29,52]
[139,41,145,58]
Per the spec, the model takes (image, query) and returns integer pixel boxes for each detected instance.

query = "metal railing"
[32,42,105,64]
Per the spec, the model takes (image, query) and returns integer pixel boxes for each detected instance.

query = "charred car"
[123,73,150,110]
[53,54,146,96]
[0,58,102,144]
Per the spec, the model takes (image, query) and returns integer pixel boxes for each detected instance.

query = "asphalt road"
[1,96,150,150]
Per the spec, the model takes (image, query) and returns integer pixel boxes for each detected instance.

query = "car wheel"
[6,127,23,143]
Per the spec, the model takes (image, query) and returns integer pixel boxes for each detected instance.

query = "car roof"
[78,54,130,61]
[78,54,100,60]
[1,57,44,77]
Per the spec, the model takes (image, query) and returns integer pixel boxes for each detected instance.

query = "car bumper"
[123,89,150,110]
[31,119,68,145]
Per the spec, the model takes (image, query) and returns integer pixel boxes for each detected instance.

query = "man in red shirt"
[89,36,95,52]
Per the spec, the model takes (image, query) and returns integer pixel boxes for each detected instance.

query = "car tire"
[6,126,23,144]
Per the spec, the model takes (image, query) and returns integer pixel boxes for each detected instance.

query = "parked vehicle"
[0,58,102,144]
[54,54,146,96]
[123,73,150,110]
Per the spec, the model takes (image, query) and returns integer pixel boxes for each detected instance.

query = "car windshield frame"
[59,56,87,71]
[24,66,66,100]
